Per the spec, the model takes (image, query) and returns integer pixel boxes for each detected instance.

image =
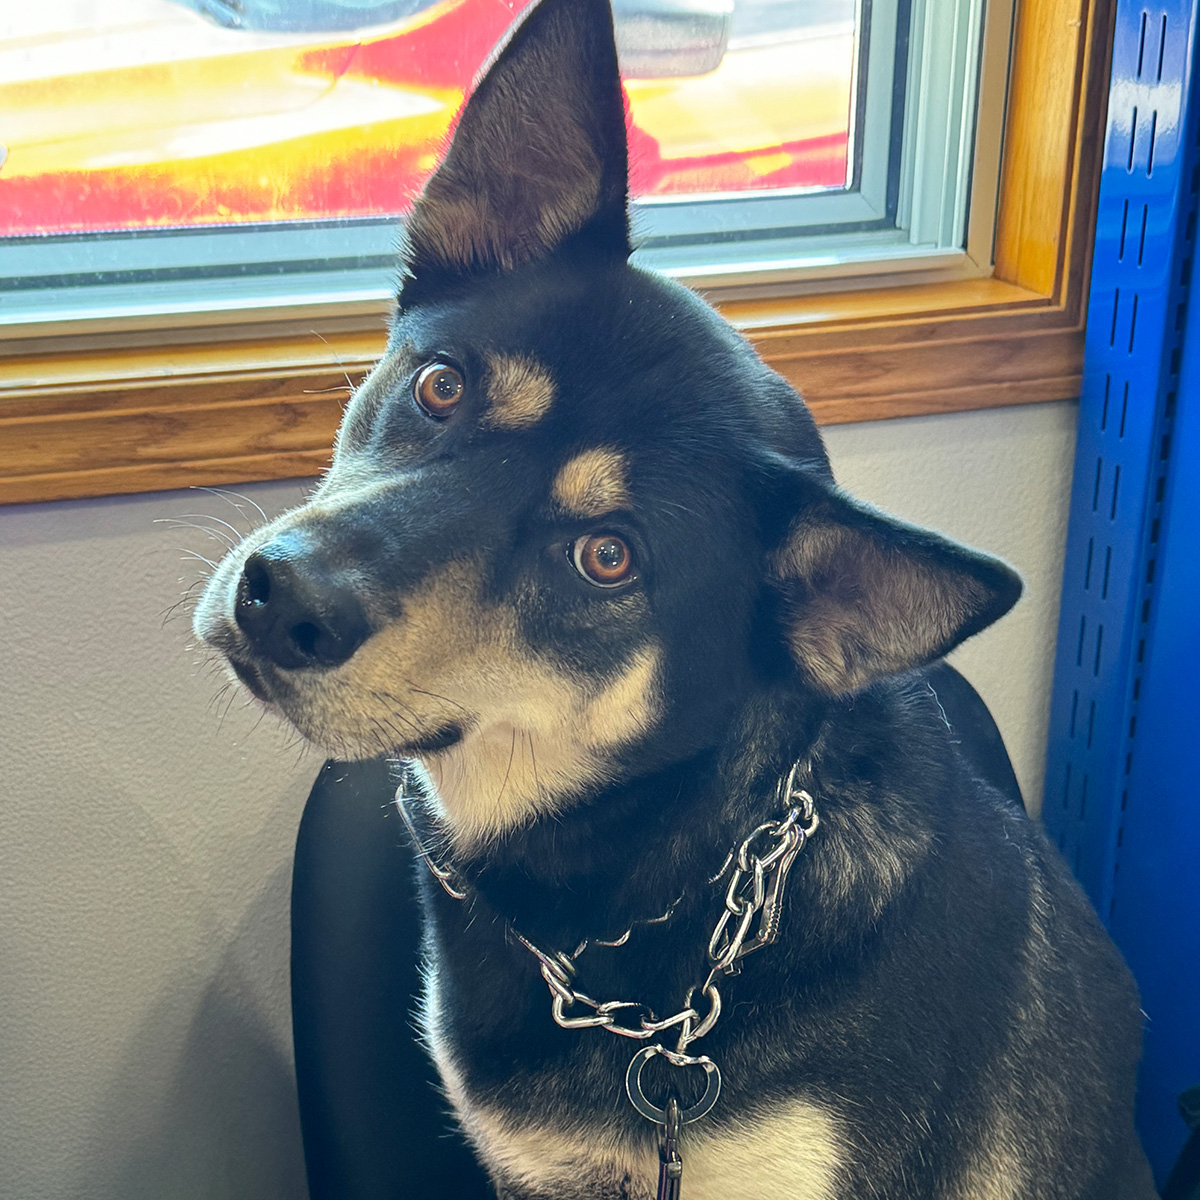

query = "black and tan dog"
[195,0,1157,1194]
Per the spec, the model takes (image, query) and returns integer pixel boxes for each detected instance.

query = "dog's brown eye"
[414,362,464,417]
[572,535,634,587]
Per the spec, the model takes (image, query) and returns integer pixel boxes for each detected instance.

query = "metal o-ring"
[625,1046,722,1125]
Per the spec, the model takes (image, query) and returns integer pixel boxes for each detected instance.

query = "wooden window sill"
[0,0,1111,506]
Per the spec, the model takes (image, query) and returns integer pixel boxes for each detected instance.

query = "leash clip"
[656,1094,683,1200]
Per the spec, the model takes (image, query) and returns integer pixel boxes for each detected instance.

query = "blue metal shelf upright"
[1043,0,1200,1179]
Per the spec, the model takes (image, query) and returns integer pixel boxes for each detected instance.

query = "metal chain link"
[396,760,819,1069]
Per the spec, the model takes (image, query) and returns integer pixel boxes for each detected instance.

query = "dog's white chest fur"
[458,1100,845,1200]
[425,972,843,1199]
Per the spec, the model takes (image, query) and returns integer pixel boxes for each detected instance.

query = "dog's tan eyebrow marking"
[552,448,630,518]
[482,353,556,429]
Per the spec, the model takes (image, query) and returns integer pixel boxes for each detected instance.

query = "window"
[0,0,1113,504]
[1,0,1003,327]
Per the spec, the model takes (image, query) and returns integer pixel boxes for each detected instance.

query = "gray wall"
[0,400,1075,1198]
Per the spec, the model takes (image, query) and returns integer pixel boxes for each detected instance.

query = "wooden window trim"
[0,0,1113,505]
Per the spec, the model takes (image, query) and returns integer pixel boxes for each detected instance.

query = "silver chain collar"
[394,761,819,1128]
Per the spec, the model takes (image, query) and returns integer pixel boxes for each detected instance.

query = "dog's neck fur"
[417,675,945,963]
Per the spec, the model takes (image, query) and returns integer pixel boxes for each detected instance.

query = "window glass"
[1,0,999,329]
[0,0,858,237]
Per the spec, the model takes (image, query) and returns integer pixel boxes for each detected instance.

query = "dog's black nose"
[235,538,370,670]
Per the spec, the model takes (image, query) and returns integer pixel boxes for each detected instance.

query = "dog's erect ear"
[403,0,630,279]
[769,472,1022,696]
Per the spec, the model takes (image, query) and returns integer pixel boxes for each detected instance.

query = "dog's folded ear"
[768,469,1022,696]
[403,0,631,281]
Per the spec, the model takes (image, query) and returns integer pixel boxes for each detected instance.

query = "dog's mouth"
[227,653,466,758]
[310,716,466,761]
[229,656,271,702]
[401,723,466,755]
